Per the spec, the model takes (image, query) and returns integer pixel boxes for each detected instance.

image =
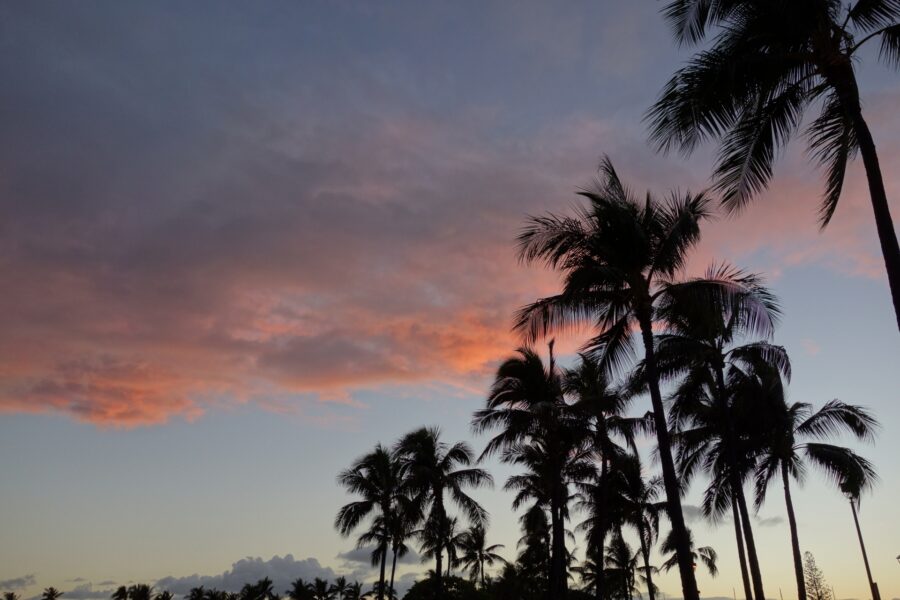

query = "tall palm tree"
[474,344,589,600]
[660,528,718,578]
[308,580,334,600]
[457,523,507,587]
[395,427,492,598]
[839,468,882,600]
[651,268,785,600]
[565,353,645,600]
[516,157,745,600]
[128,586,153,600]
[386,495,420,599]
[42,589,63,600]
[286,580,312,600]
[329,578,347,600]
[343,583,362,600]
[335,444,405,600]
[613,454,664,600]
[649,0,900,329]
[753,374,879,600]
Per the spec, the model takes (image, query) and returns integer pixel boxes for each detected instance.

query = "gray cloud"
[337,547,421,566]
[63,584,119,600]
[155,555,339,595]
[755,516,785,527]
[0,575,37,590]
[682,504,704,523]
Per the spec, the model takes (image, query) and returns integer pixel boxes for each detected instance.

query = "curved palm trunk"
[731,493,753,600]
[829,66,900,331]
[637,523,656,600]
[377,542,388,600]
[734,482,766,600]
[849,498,881,600]
[433,491,446,597]
[638,312,700,600]
[781,465,806,600]
[388,547,399,600]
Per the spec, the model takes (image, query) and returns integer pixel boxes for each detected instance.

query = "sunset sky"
[1,2,898,599]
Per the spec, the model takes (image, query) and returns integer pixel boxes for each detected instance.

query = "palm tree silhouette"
[457,523,506,587]
[603,533,640,600]
[653,267,784,600]
[475,344,589,600]
[395,427,492,598]
[515,157,742,600]
[154,592,174,600]
[111,588,129,600]
[336,444,405,600]
[42,589,63,600]
[3,593,20,600]
[649,0,900,329]
[127,586,153,600]
[752,372,879,600]
[343,583,362,600]
[285,579,312,600]
[308,579,334,600]
[613,453,664,600]
[330,577,347,600]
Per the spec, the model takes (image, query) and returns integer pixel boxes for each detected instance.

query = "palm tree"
[516,503,552,589]
[395,427,492,598]
[240,580,274,600]
[614,454,664,600]
[660,528,718,578]
[457,523,507,587]
[474,344,590,600]
[386,495,420,599]
[343,583,362,600]
[330,577,347,600]
[652,268,785,600]
[335,444,405,600]
[604,534,640,600]
[285,580,313,600]
[154,593,174,600]
[516,157,743,600]
[753,376,879,600]
[42,589,63,600]
[128,587,153,600]
[112,588,129,600]
[308,580,334,600]
[565,353,645,600]
[649,0,900,329]
[4,593,20,600]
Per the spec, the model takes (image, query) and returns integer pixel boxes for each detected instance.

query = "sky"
[0,1,898,599]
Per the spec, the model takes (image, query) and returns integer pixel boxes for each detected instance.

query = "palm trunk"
[781,465,806,600]
[735,482,766,600]
[731,493,753,600]
[550,487,568,600]
[829,65,900,331]
[433,492,445,597]
[849,498,881,600]
[377,541,388,600]
[637,523,656,600]
[638,311,700,600]
[714,363,764,600]
[595,458,609,600]
[388,547,399,600]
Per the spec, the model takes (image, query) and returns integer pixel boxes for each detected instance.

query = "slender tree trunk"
[595,458,609,600]
[377,542,388,600]
[551,485,568,600]
[781,466,806,600]
[637,522,656,600]
[827,65,900,331]
[433,492,445,597]
[735,482,766,600]
[731,493,753,600]
[714,363,764,600]
[849,498,881,600]
[638,311,700,600]
[388,547,399,600]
